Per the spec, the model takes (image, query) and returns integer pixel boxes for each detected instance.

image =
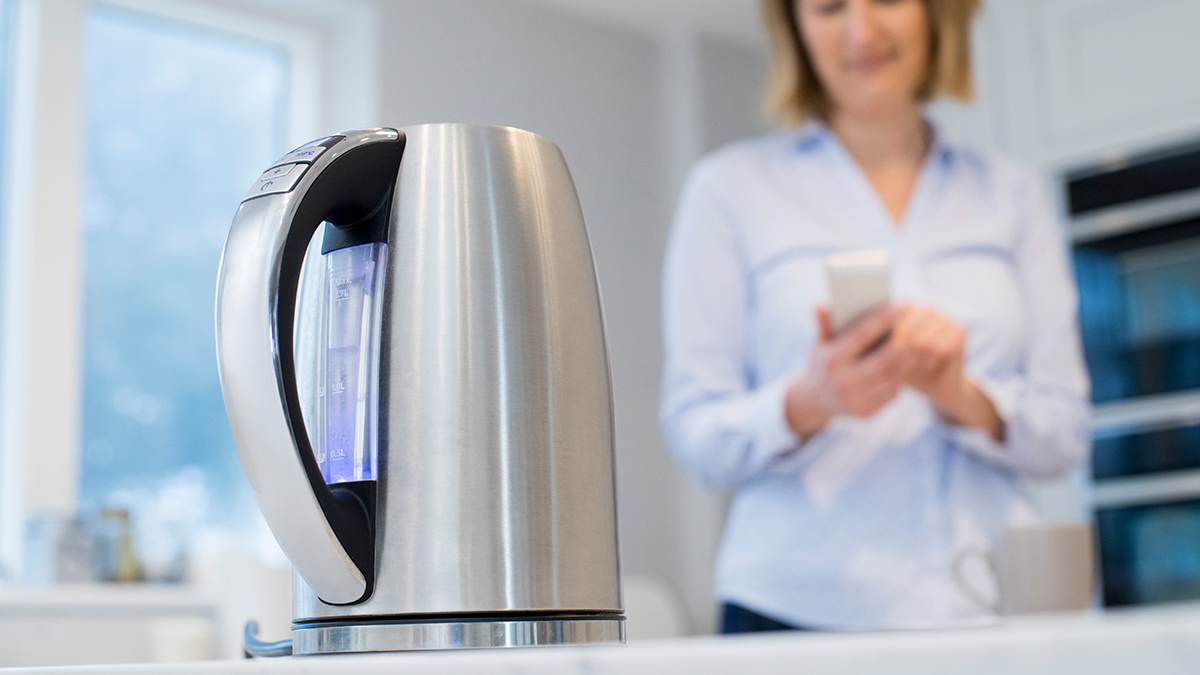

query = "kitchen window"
[79,4,293,571]
[0,0,23,581]
[0,0,376,582]
[0,0,14,368]
[0,0,14,268]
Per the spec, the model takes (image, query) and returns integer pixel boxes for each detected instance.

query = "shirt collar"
[790,118,827,152]
[789,116,956,168]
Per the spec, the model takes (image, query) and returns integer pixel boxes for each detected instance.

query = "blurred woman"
[660,0,1090,632]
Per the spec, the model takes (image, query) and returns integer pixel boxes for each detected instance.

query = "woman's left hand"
[892,305,1005,442]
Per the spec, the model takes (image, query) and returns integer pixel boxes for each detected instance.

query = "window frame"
[0,0,378,581]
[0,0,43,583]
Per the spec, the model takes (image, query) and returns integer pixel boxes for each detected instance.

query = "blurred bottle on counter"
[23,514,98,583]
[95,509,142,583]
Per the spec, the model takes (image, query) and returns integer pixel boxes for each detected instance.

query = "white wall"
[698,35,769,153]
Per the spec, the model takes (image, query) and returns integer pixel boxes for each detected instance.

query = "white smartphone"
[825,249,891,335]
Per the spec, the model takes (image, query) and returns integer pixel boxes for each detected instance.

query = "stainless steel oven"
[1068,138,1200,607]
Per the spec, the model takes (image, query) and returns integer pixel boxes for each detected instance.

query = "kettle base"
[292,614,625,654]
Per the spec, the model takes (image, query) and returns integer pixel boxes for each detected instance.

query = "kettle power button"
[243,163,308,201]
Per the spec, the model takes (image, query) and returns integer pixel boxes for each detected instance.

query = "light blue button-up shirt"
[660,121,1091,629]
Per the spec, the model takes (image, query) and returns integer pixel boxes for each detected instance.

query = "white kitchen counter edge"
[7,603,1200,675]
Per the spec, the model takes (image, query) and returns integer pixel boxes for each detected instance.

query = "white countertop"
[7,603,1200,675]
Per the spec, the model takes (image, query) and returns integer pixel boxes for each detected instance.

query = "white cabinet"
[933,0,1200,170]
[1031,0,1200,157]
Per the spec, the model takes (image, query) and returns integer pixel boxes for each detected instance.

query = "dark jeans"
[720,603,809,634]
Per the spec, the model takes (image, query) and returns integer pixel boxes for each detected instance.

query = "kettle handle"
[216,129,405,605]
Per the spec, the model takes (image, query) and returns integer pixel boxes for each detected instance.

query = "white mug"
[954,522,1095,615]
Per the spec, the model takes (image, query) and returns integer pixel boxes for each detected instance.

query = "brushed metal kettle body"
[215,125,623,653]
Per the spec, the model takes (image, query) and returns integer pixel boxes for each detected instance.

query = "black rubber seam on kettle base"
[292,611,627,628]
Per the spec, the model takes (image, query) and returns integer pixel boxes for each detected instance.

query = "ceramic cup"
[954,522,1095,615]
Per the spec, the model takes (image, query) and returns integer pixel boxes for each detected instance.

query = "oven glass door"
[1098,498,1200,606]
[1075,222,1200,404]
[1094,424,1200,480]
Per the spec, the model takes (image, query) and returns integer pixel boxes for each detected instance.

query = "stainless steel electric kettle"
[215,124,623,654]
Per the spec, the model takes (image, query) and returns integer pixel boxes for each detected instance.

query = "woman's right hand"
[784,305,908,439]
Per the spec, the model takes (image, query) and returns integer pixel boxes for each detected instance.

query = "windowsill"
[0,581,215,617]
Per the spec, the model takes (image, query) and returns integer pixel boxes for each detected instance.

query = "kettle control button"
[243,163,308,201]
[272,144,328,167]
[260,165,294,180]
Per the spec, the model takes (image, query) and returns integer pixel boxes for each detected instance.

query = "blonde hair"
[760,0,980,127]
